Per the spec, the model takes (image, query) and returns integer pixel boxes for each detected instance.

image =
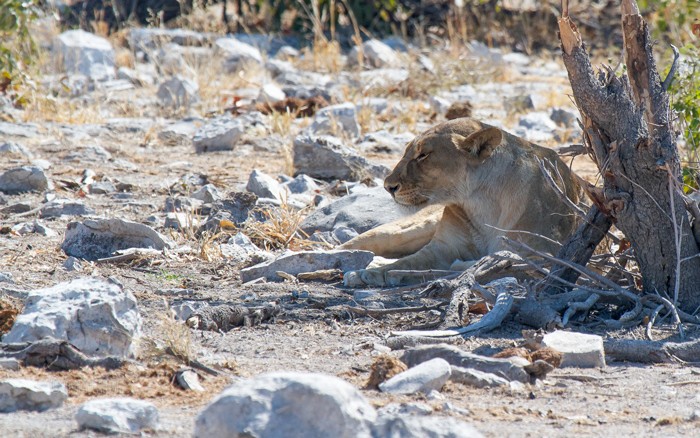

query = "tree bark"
[557,0,700,311]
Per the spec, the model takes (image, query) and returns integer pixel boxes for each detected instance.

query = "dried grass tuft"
[244,201,317,251]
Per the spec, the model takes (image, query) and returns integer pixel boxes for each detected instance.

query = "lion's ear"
[453,127,503,159]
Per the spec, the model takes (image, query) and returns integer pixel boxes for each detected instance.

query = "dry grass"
[296,39,344,73]
[244,201,316,251]
[141,301,194,364]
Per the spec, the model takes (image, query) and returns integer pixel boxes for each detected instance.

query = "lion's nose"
[385,182,400,196]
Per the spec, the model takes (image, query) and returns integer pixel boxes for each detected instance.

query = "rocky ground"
[1,16,699,438]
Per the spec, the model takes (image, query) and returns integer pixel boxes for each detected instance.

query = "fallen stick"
[390,292,514,338]
[345,303,444,318]
[604,337,700,363]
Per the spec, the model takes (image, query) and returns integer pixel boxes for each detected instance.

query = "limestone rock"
[246,169,289,202]
[76,398,159,434]
[194,372,376,438]
[0,166,52,194]
[54,30,115,81]
[2,277,141,358]
[541,331,605,368]
[309,103,361,138]
[349,39,401,68]
[372,414,484,438]
[61,218,175,260]
[215,37,263,72]
[39,200,95,218]
[301,186,414,235]
[157,75,200,109]
[379,358,452,394]
[0,379,68,413]
[293,135,388,181]
[240,250,374,282]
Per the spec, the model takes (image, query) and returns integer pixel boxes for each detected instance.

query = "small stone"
[63,256,83,272]
[2,278,141,358]
[349,39,401,68]
[450,366,510,388]
[0,166,52,194]
[193,115,245,153]
[39,200,95,218]
[246,169,289,201]
[88,181,116,194]
[258,83,286,103]
[159,119,201,145]
[285,174,320,194]
[372,414,484,438]
[240,250,374,283]
[175,369,204,391]
[333,226,359,244]
[379,358,452,394]
[0,359,19,370]
[519,111,558,132]
[0,141,33,158]
[541,331,606,368]
[191,184,222,203]
[54,30,115,81]
[0,272,13,283]
[309,103,361,138]
[76,398,159,434]
[194,372,376,438]
[157,75,200,109]
[61,218,174,261]
[215,37,263,72]
[293,135,388,181]
[0,379,67,413]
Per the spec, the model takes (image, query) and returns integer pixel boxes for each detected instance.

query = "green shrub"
[0,0,38,91]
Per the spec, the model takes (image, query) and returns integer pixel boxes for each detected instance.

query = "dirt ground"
[1,27,699,437]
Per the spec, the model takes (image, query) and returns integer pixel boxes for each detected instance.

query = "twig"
[345,303,444,317]
[562,293,599,326]
[391,292,514,338]
[646,304,665,341]
[662,44,680,91]
[537,157,587,219]
[645,294,685,340]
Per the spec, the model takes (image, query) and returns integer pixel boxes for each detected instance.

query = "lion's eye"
[416,152,430,162]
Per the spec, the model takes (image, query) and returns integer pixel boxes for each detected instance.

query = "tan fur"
[342,118,581,287]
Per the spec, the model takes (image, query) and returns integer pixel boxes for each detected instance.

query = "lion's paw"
[343,269,387,287]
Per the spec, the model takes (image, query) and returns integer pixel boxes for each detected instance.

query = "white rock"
[258,82,286,103]
[450,366,510,388]
[542,331,606,368]
[194,372,376,438]
[158,119,201,145]
[193,115,245,153]
[519,111,558,132]
[0,358,20,370]
[0,141,33,158]
[301,186,414,235]
[0,166,52,194]
[61,218,174,260]
[54,30,115,81]
[240,249,374,282]
[359,68,409,89]
[215,37,263,72]
[373,414,483,438]
[192,184,222,203]
[285,174,320,194]
[2,278,141,358]
[293,135,388,181]
[246,169,289,201]
[379,358,452,395]
[157,75,200,109]
[128,28,209,51]
[350,39,401,68]
[39,199,95,218]
[116,66,155,86]
[0,379,68,413]
[76,398,159,434]
[310,103,361,138]
[429,96,452,115]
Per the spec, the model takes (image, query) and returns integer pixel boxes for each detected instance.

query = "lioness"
[342,118,581,286]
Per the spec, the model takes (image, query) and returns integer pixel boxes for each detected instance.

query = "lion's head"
[384,118,504,206]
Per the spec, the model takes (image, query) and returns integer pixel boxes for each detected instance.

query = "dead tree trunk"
[557,0,700,312]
